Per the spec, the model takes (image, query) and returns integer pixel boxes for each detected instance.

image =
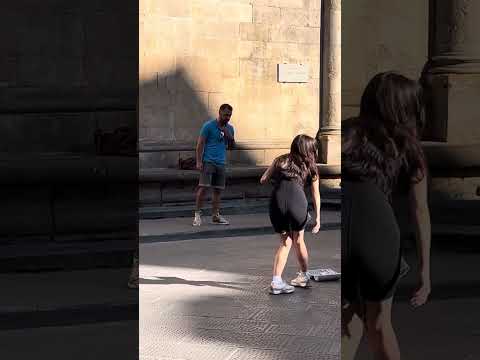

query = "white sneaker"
[212,214,229,225]
[269,281,295,295]
[192,211,202,226]
[290,272,311,288]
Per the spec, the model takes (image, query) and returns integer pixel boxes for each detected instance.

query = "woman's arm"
[260,159,277,184]
[409,174,431,307]
[310,176,321,233]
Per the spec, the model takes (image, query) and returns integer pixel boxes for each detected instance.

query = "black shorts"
[198,162,226,190]
[342,181,406,303]
[269,180,308,234]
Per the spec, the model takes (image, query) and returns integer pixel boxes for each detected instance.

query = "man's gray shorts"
[199,162,226,190]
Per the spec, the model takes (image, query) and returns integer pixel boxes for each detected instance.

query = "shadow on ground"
[140,230,341,360]
[139,276,247,290]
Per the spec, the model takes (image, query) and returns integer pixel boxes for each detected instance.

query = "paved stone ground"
[355,297,480,360]
[140,211,341,360]
[0,321,138,359]
[355,244,480,360]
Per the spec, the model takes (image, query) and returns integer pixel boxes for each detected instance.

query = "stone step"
[0,268,137,330]
[140,165,341,206]
[0,237,136,273]
[140,211,341,242]
[140,196,341,219]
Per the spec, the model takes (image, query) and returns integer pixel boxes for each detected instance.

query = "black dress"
[269,155,311,234]
[342,118,410,303]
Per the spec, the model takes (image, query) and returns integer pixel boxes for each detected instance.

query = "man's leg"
[211,188,229,224]
[193,186,207,226]
[194,163,213,226]
[196,186,207,211]
[212,188,221,215]
[211,164,229,224]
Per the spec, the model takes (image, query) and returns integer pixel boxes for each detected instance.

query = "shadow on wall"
[139,66,257,169]
[0,1,138,240]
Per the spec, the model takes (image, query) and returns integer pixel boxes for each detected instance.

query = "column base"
[422,73,480,144]
[317,131,341,165]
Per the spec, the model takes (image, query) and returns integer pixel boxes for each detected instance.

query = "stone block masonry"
[140,0,322,167]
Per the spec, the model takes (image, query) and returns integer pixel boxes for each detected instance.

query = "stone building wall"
[0,1,137,153]
[342,0,429,120]
[140,0,322,168]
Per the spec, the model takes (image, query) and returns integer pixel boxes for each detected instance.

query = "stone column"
[422,0,480,144]
[317,0,341,164]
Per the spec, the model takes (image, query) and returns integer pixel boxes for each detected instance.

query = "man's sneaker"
[193,211,202,226]
[290,272,311,288]
[212,214,229,225]
[269,281,295,295]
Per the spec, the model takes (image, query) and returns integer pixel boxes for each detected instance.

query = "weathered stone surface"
[0,186,51,236]
[228,149,266,166]
[238,40,267,59]
[218,2,253,23]
[149,0,192,18]
[253,6,281,24]
[342,0,428,119]
[430,177,480,201]
[270,25,320,44]
[444,74,480,144]
[265,148,290,164]
[0,113,96,152]
[280,8,310,27]
[141,0,323,167]
[240,23,271,42]
[253,0,304,8]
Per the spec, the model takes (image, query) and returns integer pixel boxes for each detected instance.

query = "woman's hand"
[311,220,321,234]
[411,270,431,308]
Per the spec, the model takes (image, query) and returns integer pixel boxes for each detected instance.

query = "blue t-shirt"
[200,119,235,166]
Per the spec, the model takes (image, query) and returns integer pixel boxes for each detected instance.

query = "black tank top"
[271,154,312,188]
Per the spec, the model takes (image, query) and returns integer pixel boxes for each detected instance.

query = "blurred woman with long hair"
[341,72,431,360]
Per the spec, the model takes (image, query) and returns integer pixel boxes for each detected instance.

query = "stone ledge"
[140,164,341,183]
[139,139,292,151]
[0,153,137,185]
[423,142,480,175]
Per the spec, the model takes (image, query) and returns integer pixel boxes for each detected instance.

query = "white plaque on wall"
[277,63,309,83]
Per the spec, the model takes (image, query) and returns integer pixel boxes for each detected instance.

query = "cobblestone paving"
[140,220,340,360]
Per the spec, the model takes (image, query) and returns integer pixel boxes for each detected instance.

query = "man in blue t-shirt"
[193,104,235,226]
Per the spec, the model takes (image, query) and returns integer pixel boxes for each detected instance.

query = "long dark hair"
[275,134,319,185]
[343,72,427,193]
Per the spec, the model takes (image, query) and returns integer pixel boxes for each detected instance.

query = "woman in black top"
[260,134,321,295]
[341,72,431,360]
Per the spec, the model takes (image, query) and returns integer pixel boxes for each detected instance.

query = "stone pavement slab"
[0,320,138,360]
[140,218,340,360]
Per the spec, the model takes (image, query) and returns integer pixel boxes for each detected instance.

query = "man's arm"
[222,125,235,150]
[196,136,206,171]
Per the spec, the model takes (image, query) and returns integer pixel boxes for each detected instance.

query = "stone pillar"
[422,0,480,144]
[317,0,341,164]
